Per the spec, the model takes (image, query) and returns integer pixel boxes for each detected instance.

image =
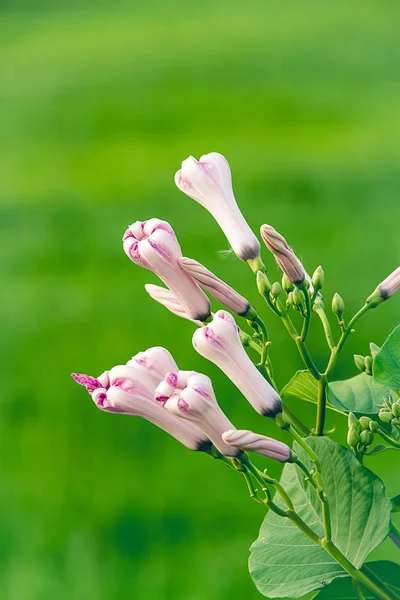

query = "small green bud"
[369,342,381,358]
[392,404,400,418]
[348,412,359,429]
[360,430,373,446]
[369,420,379,432]
[257,271,271,296]
[332,293,345,319]
[347,428,359,447]
[312,266,324,292]
[364,356,373,375]
[379,410,393,424]
[271,282,282,299]
[354,355,366,372]
[392,417,400,426]
[359,416,372,430]
[293,287,305,309]
[282,274,294,294]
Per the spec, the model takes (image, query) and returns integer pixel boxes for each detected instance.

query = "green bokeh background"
[1,1,399,598]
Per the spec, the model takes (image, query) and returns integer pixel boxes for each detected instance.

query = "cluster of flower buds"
[347,412,378,455]
[378,395,400,426]
[354,354,373,375]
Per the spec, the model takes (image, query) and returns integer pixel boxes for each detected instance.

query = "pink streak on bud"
[144,284,203,325]
[179,257,251,316]
[260,224,305,285]
[123,218,211,321]
[162,371,240,455]
[377,267,400,300]
[127,346,178,386]
[192,311,282,417]
[222,429,292,462]
[175,153,260,261]
[72,362,208,451]
[71,373,103,394]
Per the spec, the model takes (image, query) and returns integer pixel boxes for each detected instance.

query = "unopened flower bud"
[369,342,381,358]
[354,355,366,372]
[282,274,294,294]
[257,270,272,296]
[332,293,345,320]
[293,287,305,310]
[145,284,203,325]
[392,404,400,418]
[347,428,359,447]
[367,267,400,305]
[392,417,400,426]
[364,356,373,375]
[311,266,324,292]
[369,420,379,432]
[360,430,373,446]
[271,282,282,299]
[359,416,372,430]
[221,429,292,462]
[179,257,252,317]
[260,225,305,284]
[348,412,359,430]
[175,153,260,261]
[379,410,393,424]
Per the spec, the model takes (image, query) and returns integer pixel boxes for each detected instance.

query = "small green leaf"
[281,371,344,414]
[249,438,391,598]
[327,374,391,414]
[391,494,400,512]
[365,444,400,456]
[373,325,400,390]
[316,561,400,599]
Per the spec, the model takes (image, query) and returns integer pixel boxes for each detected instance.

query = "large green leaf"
[249,438,391,598]
[281,371,345,415]
[373,325,400,390]
[327,373,390,414]
[391,494,400,512]
[317,561,400,599]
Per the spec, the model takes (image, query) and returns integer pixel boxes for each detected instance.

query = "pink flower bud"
[123,218,211,321]
[157,371,239,455]
[377,267,400,300]
[175,153,260,261]
[222,429,292,462]
[260,224,305,285]
[72,359,209,451]
[144,284,203,325]
[192,311,282,417]
[126,346,178,385]
[179,257,251,316]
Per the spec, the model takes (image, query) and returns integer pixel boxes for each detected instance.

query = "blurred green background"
[1,1,400,598]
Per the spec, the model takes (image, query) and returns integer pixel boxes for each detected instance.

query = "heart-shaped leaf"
[249,438,391,598]
[327,373,391,414]
[281,371,344,414]
[373,325,400,390]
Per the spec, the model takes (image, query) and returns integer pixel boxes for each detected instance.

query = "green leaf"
[391,494,400,512]
[249,438,391,598]
[316,561,400,599]
[365,444,399,456]
[327,374,391,414]
[281,371,345,415]
[373,325,400,390]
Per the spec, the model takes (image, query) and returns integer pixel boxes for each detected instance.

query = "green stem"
[241,470,263,504]
[315,376,328,436]
[377,428,400,448]
[352,578,367,600]
[283,405,311,436]
[300,288,312,343]
[280,312,321,379]
[363,565,400,600]
[314,305,335,350]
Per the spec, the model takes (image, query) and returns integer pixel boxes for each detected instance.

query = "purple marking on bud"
[260,224,305,284]
[71,373,103,394]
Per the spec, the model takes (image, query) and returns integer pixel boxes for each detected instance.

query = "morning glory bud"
[348,412,360,431]
[369,420,379,432]
[347,428,359,447]
[369,342,381,358]
[392,403,400,418]
[257,270,272,296]
[260,224,305,285]
[379,409,393,424]
[364,356,373,375]
[160,372,240,456]
[360,430,373,446]
[221,430,292,463]
[127,346,178,386]
[179,257,252,317]
[175,153,260,261]
[354,355,366,372]
[367,267,400,305]
[332,293,345,320]
[311,266,324,293]
[72,360,209,451]
[293,287,305,310]
[359,416,372,430]
[144,284,203,325]
[271,282,282,299]
[123,219,211,321]
[282,274,294,294]
[192,311,282,417]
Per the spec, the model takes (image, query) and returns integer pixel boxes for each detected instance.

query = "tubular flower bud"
[221,429,292,463]
[157,372,239,455]
[311,266,324,292]
[72,358,209,451]
[126,346,178,386]
[332,293,345,320]
[257,270,272,296]
[179,257,251,316]
[260,224,305,285]
[144,284,203,325]
[123,219,211,321]
[192,310,282,417]
[347,428,359,448]
[174,153,260,261]
[375,267,400,301]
